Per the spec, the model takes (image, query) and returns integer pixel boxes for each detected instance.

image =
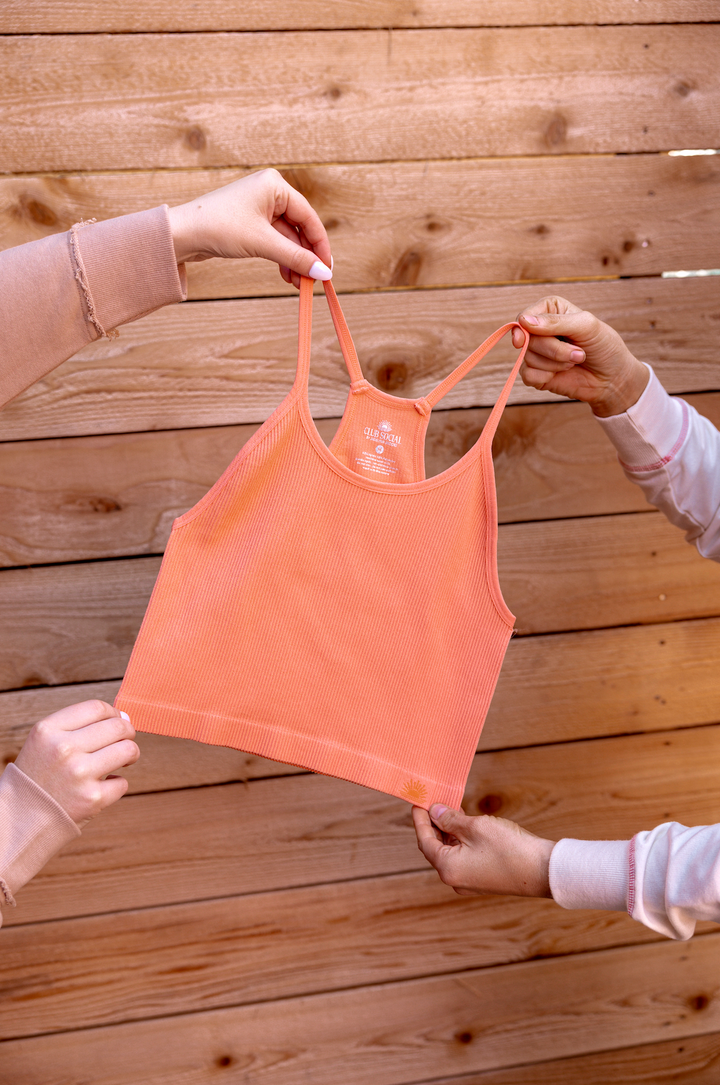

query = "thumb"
[430,804,471,841]
[519,309,597,345]
[256,220,333,280]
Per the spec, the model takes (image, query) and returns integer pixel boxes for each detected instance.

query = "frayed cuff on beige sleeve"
[0,763,80,901]
[71,205,186,338]
[549,838,630,912]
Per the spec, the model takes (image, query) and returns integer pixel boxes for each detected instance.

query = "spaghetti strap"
[420,320,529,447]
[479,332,529,450]
[294,275,314,390]
[322,280,365,384]
[295,277,365,391]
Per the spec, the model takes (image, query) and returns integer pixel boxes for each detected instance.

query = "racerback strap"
[296,276,530,447]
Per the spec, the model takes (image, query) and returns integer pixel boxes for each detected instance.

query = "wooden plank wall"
[1,3,719,1082]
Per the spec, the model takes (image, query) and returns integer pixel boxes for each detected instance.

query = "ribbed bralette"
[117,278,530,809]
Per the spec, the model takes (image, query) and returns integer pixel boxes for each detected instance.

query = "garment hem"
[116,697,468,810]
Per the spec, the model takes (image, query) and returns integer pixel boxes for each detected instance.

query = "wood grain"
[2,934,720,1084]
[4,393,720,566]
[3,156,720,302]
[415,1031,720,1085]
[1,28,718,172]
[2,511,719,691]
[7,723,720,925]
[3,1,716,33]
[2,869,693,1039]
[3,888,715,1047]
[3,613,720,788]
[0,399,641,566]
[464,723,720,839]
[2,276,718,441]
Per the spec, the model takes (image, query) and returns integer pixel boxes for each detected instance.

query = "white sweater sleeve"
[595,365,720,562]
[549,824,720,940]
[549,370,720,939]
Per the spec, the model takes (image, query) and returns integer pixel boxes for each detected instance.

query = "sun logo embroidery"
[378,420,392,432]
[400,779,428,803]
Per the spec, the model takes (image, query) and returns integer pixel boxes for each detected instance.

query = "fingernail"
[524,315,540,326]
[120,711,130,722]
[570,349,585,362]
[330,255,334,271]
[430,804,448,820]
[308,259,333,281]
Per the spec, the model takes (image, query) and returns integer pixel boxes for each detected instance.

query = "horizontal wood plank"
[3,613,720,788]
[7,723,720,924]
[3,156,720,303]
[3,1,717,33]
[3,869,695,1039]
[2,276,718,441]
[416,1031,720,1085]
[0,399,645,566]
[2,27,718,171]
[2,935,720,1083]
[3,393,720,566]
[2,511,719,691]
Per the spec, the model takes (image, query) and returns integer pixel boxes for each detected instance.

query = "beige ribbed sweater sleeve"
[0,204,186,409]
[0,764,80,928]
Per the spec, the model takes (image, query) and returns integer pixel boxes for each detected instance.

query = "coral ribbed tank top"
[116,278,529,809]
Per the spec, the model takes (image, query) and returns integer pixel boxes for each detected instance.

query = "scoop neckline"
[298,384,489,495]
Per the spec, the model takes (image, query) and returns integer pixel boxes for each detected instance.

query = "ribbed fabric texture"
[116,279,529,809]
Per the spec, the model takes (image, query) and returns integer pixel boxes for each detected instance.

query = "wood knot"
[689,994,709,1012]
[24,198,58,227]
[477,794,503,815]
[455,1031,473,1045]
[674,81,693,98]
[185,126,207,152]
[544,114,567,148]
[531,224,550,236]
[325,85,342,101]
[375,361,408,391]
[215,1054,234,1068]
[390,249,423,288]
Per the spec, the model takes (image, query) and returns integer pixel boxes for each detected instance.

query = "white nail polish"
[120,710,130,721]
[308,259,333,281]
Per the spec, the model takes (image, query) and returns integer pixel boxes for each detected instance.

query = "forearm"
[596,366,720,561]
[0,763,80,928]
[0,206,186,409]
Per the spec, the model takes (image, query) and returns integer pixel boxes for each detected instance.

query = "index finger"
[279,184,332,269]
[515,295,581,324]
[39,699,126,733]
[412,806,447,867]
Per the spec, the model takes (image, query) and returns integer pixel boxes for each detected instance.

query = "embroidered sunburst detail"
[400,779,428,803]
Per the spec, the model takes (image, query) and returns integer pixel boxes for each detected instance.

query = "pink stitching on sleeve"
[70,219,119,341]
[619,399,689,473]
[627,835,636,916]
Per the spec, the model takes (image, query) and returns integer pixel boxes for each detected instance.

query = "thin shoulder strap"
[478,325,530,449]
[322,280,365,384]
[419,321,529,446]
[295,277,365,391]
[294,275,314,390]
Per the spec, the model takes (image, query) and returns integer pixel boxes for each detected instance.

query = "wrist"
[167,202,198,264]
[523,837,554,897]
[591,357,649,418]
